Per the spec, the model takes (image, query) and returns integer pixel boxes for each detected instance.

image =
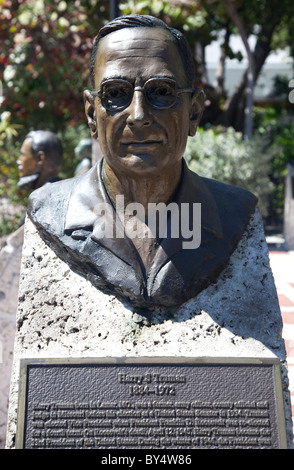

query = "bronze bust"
[17,130,63,191]
[27,15,257,309]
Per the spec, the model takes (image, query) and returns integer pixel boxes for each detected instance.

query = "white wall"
[205,34,293,99]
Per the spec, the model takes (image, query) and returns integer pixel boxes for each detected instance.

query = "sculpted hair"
[26,130,63,169]
[90,15,195,88]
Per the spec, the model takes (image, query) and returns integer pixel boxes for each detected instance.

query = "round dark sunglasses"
[90,78,194,111]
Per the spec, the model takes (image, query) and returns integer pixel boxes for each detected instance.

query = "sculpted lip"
[121,140,163,146]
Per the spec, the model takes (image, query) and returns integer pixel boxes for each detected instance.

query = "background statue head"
[17,130,63,191]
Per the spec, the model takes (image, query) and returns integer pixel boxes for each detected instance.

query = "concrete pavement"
[268,236,294,430]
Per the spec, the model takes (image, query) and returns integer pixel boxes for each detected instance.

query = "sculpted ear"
[84,90,98,140]
[36,150,46,166]
[189,88,205,137]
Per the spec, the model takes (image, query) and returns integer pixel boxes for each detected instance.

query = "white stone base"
[0,225,24,448]
[6,212,294,448]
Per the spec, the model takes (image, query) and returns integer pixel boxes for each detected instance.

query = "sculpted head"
[84,15,205,180]
[17,130,63,190]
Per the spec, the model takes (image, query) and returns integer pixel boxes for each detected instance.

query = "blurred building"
[206,35,293,101]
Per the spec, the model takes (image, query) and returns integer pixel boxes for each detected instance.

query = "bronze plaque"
[16,357,287,449]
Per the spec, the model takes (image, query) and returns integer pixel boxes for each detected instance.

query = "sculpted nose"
[126,89,152,128]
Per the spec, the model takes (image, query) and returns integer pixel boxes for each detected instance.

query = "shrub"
[184,127,274,217]
[253,107,294,217]
[0,111,23,203]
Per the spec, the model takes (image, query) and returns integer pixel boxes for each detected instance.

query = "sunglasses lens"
[101,81,132,110]
[99,79,178,110]
[145,79,176,108]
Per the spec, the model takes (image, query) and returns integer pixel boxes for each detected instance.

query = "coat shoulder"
[27,177,77,234]
[201,175,258,223]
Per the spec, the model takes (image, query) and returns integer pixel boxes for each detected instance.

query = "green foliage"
[254,106,294,214]
[120,0,211,51]
[120,0,202,23]
[0,212,22,237]
[0,111,23,203]
[267,75,292,99]
[0,110,25,236]
[0,0,108,136]
[57,123,90,180]
[184,127,274,217]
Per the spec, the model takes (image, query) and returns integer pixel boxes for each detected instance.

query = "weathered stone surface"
[0,225,24,448]
[6,211,294,448]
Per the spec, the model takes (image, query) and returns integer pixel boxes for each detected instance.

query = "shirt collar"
[64,157,223,239]
[64,158,106,231]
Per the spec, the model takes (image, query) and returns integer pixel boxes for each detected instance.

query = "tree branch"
[223,0,254,139]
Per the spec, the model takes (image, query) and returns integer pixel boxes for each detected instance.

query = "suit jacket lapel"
[64,158,223,286]
[64,159,144,274]
[146,160,223,284]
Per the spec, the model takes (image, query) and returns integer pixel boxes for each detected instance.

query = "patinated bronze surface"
[17,130,62,191]
[27,15,257,309]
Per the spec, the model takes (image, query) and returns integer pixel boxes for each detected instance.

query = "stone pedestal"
[0,225,24,448]
[6,212,294,448]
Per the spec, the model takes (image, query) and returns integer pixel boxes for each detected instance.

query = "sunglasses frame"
[90,78,194,110]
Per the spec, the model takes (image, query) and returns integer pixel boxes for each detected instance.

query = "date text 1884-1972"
[118,372,186,397]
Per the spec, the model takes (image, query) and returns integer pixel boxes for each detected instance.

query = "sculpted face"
[86,27,200,179]
[17,138,39,177]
